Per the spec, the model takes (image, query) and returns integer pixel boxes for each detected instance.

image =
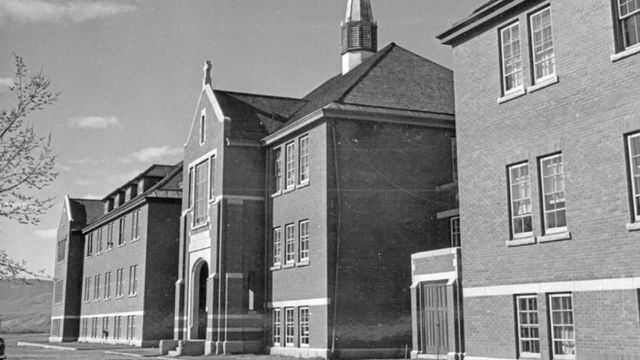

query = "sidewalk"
[16,337,161,357]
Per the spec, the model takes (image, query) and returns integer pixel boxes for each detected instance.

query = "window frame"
[299,135,310,184]
[273,308,282,346]
[193,160,210,227]
[450,216,461,247]
[106,222,114,250]
[285,141,296,190]
[96,228,103,254]
[132,209,140,241]
[299,220,309,262]
[515,295,540,357]
[299,307,309,347]
[118,217,126,246]
[104,271,112,300]
[273,227,282,267]
[86,233,93,257]
[128,265,137,297]
[528,6,556,84]
[93,274,100,301]
[499,21,524,95]
[627,132,640,222]
[548,293,576,359]
[57,236,66,263]
[53,280,64,304]
[539,153,567,234]
[273,148,283,194]
[285,307,295,346]
[614,0,640,51]
[199,109,206,145]
[285,223,295,265]
[508,162,534,239]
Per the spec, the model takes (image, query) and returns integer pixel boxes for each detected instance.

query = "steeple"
[341,0,377,74]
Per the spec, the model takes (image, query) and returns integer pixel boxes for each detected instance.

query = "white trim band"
[80,310,144,318]
[268,297,331,308]
[411,271,457,288]
[412,247,457,260]
[51,315,80,320]
[464,276,640,298]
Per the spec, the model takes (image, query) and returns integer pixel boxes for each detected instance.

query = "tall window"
[273,309,281,346]
[209,156,216,200]
[516,295,540,356]
[57,237,66,262]
[285,142,296,189]
[188,168,193,207]
[299,136,309,183]
[118,217,126,246]
[450,216,461,247]
[91,318,98,338]
[93,274,100,301]
[126,315,136,340]
[530,7,555,82]
[273,227,282,267]
[200,114,206,144]
[549,294,575,358]
[299,307,309,347]
[274,148,283,193]
[627,133,640,221]
[102,317,109,338]
[285,307,295,346]
[299,220,309,262]
[128,265,137,296]
[193,160,209,226]
[500,22,523,93]
[54,280,63,304]
[84,277,91,302]
[540,154,566,233]
[106,222,114,250]
[104,272,112,300]
[114,316,122,339]
[86,233,93,257]
[116,268,124,298]
[509,163,532,237]
[616,0,640,50]
[285,224,295,264]
[81,318,88,338]
[132,209,140,241]
[97,228,103,254]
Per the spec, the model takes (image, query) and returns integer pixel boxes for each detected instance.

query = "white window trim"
[285,307,295,347]
[627,133,640,222]
[299,220,310,262]
[515,295,541,358]
[298,135,310,185]
[273,227,282,268]
[272,147,283,196]
[508,162,534,240]
[548,293,576,359]
[273,308,281,346]
[540,154,567,235]
[529,6,556,84]
[500,21,524,96]
[285,223,296,265]
[199,108,206,145]
[285,141,296,191]
[299,307,310,348]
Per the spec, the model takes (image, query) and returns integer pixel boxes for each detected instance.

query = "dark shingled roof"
[67,198,102,229]
[283,42,454,127]
[214,90,306,140]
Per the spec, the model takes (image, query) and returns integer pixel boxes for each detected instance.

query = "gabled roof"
[213,90,306,140]
[103,164,176,200]
[284,42,454,128]
[67,198,102,230]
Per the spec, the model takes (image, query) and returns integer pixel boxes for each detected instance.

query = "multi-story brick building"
[437,0,640,359]
[168,0,457,358]
[50,163,182,346]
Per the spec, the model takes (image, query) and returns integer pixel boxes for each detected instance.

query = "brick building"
[437,0,640,359]
[167,0,457,357]
[50,163,182,346]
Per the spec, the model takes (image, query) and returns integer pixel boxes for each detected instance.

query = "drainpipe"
[330,121,342,357]
[263,149,271,350]
[217,200,224,349]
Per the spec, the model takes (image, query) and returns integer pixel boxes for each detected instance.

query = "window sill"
[626,222,640,231]
[283,187,295,194]
[282,263,295,269]
[538,231,571,243]
[191,222,209,232]
[611,45,640,62]
[297,181,310,189]
[497,87,526,104]
[271,191,283,198]
[519,353,541,359]
[131,237,140,242]
[270,265,281,271]
[297,260,310,267]
[505,236,536,247]
[527,75,559,93]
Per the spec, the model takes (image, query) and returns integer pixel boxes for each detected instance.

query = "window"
[87,233,93,257]
[126,315,136,340]
[529,7,555,82]
[91,317,98,338]
[81,318,88,338]
[114,316,122,339]
[616,0,640,50]
[285,307,295,346]
[274,148,283,193]
[132,209,140,241]
[299,220,309,262]
[106,223,114,250]
[200,113,206,145]
[450,216,461,247]
[57,237,66,262]
[285,224,295,264]
[97,228,103,254]
[118,217,126,246]
[188,168,193,207]
[104,272,111,300]
[94,274,100,301]
[509,163,533,237]
[549,294,575,358]
[54,280,63,304]
[299,307,309,347]
[285,142,296,189]
[299,136,309,183]
[273,227,282,267]
[116,268,124,298]
[209,156,216,200]
[516,295,540,356]
[102,317,109,338]
[84,277,91,302]
[540,154,566,233]
[193,160,209,226]
[273,309,281,346]
[627,133,640,221]
[500,22,523,93]
[128,265,137,296]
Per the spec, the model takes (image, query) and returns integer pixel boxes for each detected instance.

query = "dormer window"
[200,109,206,145]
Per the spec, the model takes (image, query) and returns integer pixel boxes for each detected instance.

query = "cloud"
[0,77,12,92]
[68,115,120,129]
[125,146,183,163]
[0,0,137,24]
[33,228,57,240]
[107,169,140,185]
[75,179,96,186]
[79,194,102,199]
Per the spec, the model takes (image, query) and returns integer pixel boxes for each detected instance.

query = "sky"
[0,0,481,276]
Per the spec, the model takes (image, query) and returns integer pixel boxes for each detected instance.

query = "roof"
[283,42,454,128]
[83,162,183,232]
[67,198,102,229]
[103,164,176,200]
[213,90,306,140]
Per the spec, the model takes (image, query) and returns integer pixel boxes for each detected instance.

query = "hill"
[0,279,52,333]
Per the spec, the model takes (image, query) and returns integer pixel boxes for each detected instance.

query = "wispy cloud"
[124,146,183,163]
[0,77,12,92]
[108,170,140,185]
[68,115,120,129]
[75,179,96,186]
[34,228,57,240]
[0,0,137,24]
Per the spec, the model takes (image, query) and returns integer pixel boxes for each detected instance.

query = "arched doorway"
[191,260,209,340]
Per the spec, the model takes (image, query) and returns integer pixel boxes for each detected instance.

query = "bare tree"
[0,54,59,280]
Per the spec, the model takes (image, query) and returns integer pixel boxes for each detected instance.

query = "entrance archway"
[190,260,209,340]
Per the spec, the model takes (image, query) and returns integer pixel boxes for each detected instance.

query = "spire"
[203,60,212,87]
[341,0,377,74]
